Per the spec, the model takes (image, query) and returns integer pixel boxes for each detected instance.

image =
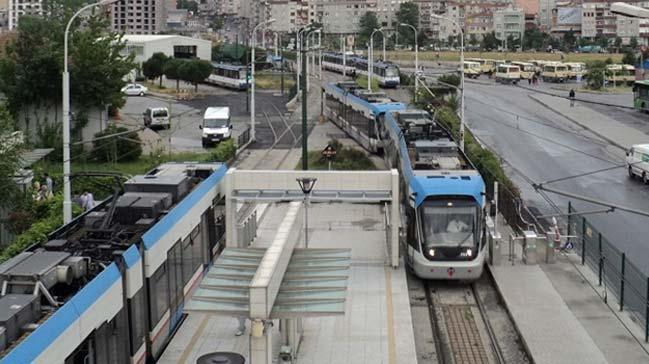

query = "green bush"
[91,125,142,163]
[0,194,82,263]
[210,139,236,162]
[298,139,376,170]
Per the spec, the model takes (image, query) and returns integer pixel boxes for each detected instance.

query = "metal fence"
[568,202,649,341]
[237,126,251,148]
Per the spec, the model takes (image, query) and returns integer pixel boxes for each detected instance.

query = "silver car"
[121,83,148,96]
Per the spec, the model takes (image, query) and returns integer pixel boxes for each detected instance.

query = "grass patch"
[387,51,623,64]
[297,140,376,170]
[254,73,295,89]
[355,75,380,91]
[144,81,178,95]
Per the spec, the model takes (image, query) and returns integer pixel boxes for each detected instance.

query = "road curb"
[465,78,494,86]
[528,93,626,151]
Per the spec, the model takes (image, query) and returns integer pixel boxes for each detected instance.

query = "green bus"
[633,80,649,112]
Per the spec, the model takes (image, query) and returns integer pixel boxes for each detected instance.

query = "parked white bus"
[495,65,521,84]
[627,144,649,183]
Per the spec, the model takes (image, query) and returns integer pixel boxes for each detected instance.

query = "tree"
[142,52,169,87]
[177,0,198,13]
[91,125,142,163]
[210,16,224,31]
[622,50,637,66]
[469,34,479,47]
[396,2,419,47]
[358,12,379,47]
[178,59,212,92]
[630,36,639,50]
[614,36,622,51]
[164,58,185,91]
[0,105,24,209]
[0,6,135,146]
[563,30,576,50]
[447,34,456,48]
[481,32,499,51]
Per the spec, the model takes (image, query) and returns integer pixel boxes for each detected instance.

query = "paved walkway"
[529,93,648,150]
[159,201,418,364]
[490,221,649,364]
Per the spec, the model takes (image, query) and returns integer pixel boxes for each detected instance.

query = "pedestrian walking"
[84,191,95,211]
[78,192,88,209]
[528,77,531,85]
[569,88,576,107]
[44,173,53,192]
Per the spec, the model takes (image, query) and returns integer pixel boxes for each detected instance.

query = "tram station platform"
[159,202,418,364]
[489,223,649,364]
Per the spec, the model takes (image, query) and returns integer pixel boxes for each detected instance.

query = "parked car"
[143,107,170,129]
[121,83,148,96]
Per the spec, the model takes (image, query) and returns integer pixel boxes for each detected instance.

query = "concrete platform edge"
[485,264,537,364]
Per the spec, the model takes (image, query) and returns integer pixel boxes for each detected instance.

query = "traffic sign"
[321,144,337,159]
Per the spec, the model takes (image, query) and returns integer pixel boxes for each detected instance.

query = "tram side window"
[128,289,146,357]
[191,225,203,271]
[182,236,193,285]
[406,208,419,251]
[149,263,169,327]
[94,309,127,364]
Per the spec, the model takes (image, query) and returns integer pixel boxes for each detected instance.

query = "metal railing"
[237,126,251,148]
[568,202,649,341]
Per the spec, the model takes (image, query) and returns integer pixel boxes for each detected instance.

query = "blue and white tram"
[382,110,487,280]
[351,57,401,88]
[0,162,227,364]
[322,52,356,75]
[322,81,405,153]
[206,63,249,90]
[323,82,486,280]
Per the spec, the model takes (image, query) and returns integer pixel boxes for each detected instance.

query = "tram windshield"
[385,67,398,77]
[419,200,478,248]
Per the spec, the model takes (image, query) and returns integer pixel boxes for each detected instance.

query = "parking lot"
[119,85,290,151]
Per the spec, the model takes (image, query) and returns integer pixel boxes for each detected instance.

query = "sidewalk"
[490,220,649,364]
[529,93,648,150]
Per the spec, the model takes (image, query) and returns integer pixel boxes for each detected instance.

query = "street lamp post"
[296,177,317,248]
[399,23,418,102]
[63,0,120,223]
[250,19,276,143]
[369,28,384,91]
[430,15,465,152]
[299,25,321,170]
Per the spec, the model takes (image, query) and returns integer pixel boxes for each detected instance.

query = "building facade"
[9,0,43,30]
[493,7,524,41]
[314,0,376,34]
[110,0,167,34]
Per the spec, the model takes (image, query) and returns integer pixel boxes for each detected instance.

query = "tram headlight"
[428,248,436,257]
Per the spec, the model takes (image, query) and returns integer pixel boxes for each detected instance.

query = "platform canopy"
[184,248,351,318]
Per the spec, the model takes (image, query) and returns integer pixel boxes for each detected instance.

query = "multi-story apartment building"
[218,0,240,15]
[431,0,510,41]
[110,0,167,34]
[493,7,524,41]
[314,0,377,34]
[539,0,555,31]
[9,0,43,30]
[268,0,310,32]
[552,1,581,36]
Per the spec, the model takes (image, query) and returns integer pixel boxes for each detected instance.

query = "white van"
[200,107,232,147]
[627,144,649,183]
[143,107,170,129]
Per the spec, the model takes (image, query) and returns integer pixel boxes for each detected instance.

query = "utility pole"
[301,32,309,170]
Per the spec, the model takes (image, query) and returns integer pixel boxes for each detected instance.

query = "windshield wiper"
[455,224,475,248]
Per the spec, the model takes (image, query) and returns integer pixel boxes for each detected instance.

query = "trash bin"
[196,352,245,364]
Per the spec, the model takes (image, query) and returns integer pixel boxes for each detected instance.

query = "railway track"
[424,271,530,364]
